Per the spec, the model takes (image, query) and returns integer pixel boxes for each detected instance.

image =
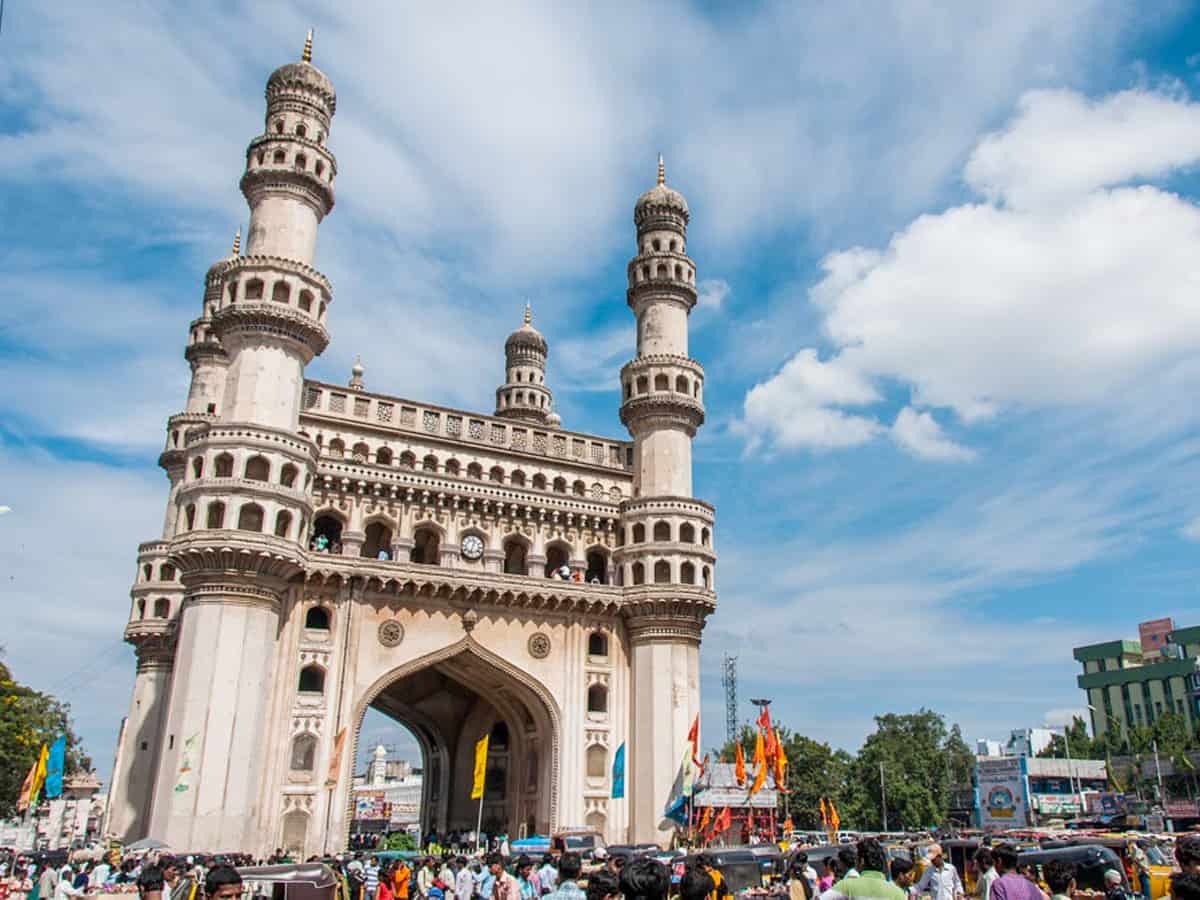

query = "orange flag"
[714,806,732,834]
[687,715,702,768]
[325,727,347,786]
[828,798,841,833]
[783,816,794,833]
[748,730,767,797]
[734,741,747,786]
[773,741,788,793]
[699,806,713,832]
[819,797,829,827]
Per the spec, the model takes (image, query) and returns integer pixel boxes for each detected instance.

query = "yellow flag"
[471,735,489,800]
[29,744,50,807]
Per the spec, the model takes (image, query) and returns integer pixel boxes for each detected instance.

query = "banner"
[611,742,625,799]
[173,733,200,794]
[28,744,49,808]
[976,756,1029,828]
[325,728,347,787]
[16,758,37,813]
[44,736,67,799]
[471,734,489,800]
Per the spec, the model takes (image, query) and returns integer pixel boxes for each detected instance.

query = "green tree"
[385,831,417,851]
[0,658,90,818]
[844,709,964,831]
[1039,717,1102,760]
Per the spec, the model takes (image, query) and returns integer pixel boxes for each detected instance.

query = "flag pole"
[475,788,485,855]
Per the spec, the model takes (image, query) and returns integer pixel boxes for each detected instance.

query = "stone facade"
[106,38,715,857]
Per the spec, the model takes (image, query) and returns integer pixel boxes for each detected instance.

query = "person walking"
[989,844,1044,900]
[915,845,964,900]
[456,859,477,900]
[543,854,585,900]
[1128,841,1151,900]
[974,849,999,900]
[821,839,906,900]
[366,857,381,900]
[488,854,520,900]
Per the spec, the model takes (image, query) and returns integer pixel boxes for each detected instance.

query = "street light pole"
[880,761,888,832]
[1062,725,1084,816]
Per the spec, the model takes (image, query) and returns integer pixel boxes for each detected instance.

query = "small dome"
[267,61,336,111]
[635,155,688,217]
[505,304,547,354]
[547,410,562,428]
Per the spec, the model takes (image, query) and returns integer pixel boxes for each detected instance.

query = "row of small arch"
[273,118,325,144]
[251,145,333,183]
[133,597,173,620]
[619,520,710,546]
[182,500,299,540]
[224,276,328,321]
[623,372,701,401]
[497,389,549,410]
[630,261,695,286]
[322,441,622,499]
[190,452,309,490]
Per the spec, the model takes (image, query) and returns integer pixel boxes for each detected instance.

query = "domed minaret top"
[634,154,689,232]
[495,304,556,426]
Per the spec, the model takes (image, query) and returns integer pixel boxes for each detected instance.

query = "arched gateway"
[106,38,716,859]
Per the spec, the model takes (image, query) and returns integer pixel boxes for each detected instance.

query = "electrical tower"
[722,653,738,744]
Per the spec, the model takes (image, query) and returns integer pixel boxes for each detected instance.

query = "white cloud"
[742,86,1200,457]
[696,279,730,311]
[891,407,976,462]
[966,88,1200,208]
[742,349,882,450]
[1181,517,1200,541]
[1043,707,1088,727]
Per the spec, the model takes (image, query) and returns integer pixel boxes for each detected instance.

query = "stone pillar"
[107,627,175,842]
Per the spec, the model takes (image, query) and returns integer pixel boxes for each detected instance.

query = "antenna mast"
[722,653,738,744]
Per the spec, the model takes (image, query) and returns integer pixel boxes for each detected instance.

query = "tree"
[385,831,417,851]
[778,731,853,830]
[1039,717,1102,760]
[0,658,90,818]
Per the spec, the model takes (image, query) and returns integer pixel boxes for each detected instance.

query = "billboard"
[354,791,392,821]
[976,757,1029,829]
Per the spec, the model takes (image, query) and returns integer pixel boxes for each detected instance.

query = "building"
[349,745,424,845]
[1074,618,1200,739]
[976,739,1004,757]
[975,756,1108,828]
[105,35,716,858]
[975,728,1052,758]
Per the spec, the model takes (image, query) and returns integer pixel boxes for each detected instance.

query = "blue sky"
[6,0,1200,781]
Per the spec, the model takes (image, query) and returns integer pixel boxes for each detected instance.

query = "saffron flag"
[698,806,713,832]
[828,798,841,833]
[734,741,747,786]
[44,736,67,799]
[471,734,489,800]
[818,797,829,828]
[687,714,702,768]
[783,816,794,834]
[611,742,625,799]
[325,728,346,787]
[16,758,37,813]
[748,730,767,797]
[28,744,49,808]
[713,806,732,834]
[773,742,787,793]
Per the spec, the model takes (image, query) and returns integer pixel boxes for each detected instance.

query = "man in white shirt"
[915,845,964,900]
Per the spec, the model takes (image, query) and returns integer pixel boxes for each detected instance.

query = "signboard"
[1033,794,1082,816]
[1167,799,1199,819]
[1087,792,1126,815]
[976,757,1029,829]
[353,791,391,821]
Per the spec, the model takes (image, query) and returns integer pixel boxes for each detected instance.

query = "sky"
[6,0,1200,783]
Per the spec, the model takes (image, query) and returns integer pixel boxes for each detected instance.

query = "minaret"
[126,35,340,854]
[495,304,556,426]
[617,156,715,843]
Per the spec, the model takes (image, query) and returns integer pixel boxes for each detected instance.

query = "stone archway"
[348,638,560,843]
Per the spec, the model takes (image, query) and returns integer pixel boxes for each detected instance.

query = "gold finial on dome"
[524,303,532,325]
[302,28,313,63]
[231,226,241,256]
[657,153,665,186]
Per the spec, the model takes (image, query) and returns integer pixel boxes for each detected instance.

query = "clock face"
[461,534,484,560]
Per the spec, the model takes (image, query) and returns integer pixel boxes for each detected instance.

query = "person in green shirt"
[823,839,906,900]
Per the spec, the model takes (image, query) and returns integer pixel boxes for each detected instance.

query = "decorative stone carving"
[527,632,551,659]
[377,618,404,647]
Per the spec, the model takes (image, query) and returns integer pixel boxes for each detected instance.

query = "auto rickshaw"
[1040,836,1172,899]
[238,864,342,900]
[1016,845,1130,896]
[939,839,980,895]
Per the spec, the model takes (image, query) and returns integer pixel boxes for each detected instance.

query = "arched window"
[410,526,441,565]
[290,733,317,771]
[676,375,689,393]
[653,560,670,583]
[142,563,153,582]
[304,606,331,630]
[272,282,290,303]
[298,290,314,312]
[572,480,586,497]
[245,455,270,481]
[445,458,461,476]
[632,523,646,543]
[298,664,325,693]
[586,550,608,584]
[588,632,609,657]
[702,566,711,588]
[272,150,286,164]
[467,462,483,480]
[280,463,298,487]
[654,374,669,391]
[329,438,345,459]
[295,123,307,138]
[206,501,226,529]
[532,473,547,490]
[272,510,292,538]
[653,521,671,542]
[245,279,264,300]
[511,470,526,487]
[680,523,696,543]
[215,453,234,477]
[586,744,607,779]
[136,598,146,620]
[490,720,510,749]
[623,382,631,400]
[544,544,570,578]
[160,564,175,581]
[587,684,608,714]
[490,466,504,483]
[636,376,648,394]
[701,527,711,546]
[184,503,196,530]
[153,597,170,618]
[192,457,204,479]
[238,503,264,532]
[400,451,416,469]
[311,514,343,551]
[376,447,393,466]
[362,521,393,559]
[352,442,369,462]
[423,454,438,472]
[681,561,696,585]
[632,562,645,585]
[274,120,284,135]
[617,528,626,547]
[552,477,567,494]
[503,538,528,576]
[294,154,307,171]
